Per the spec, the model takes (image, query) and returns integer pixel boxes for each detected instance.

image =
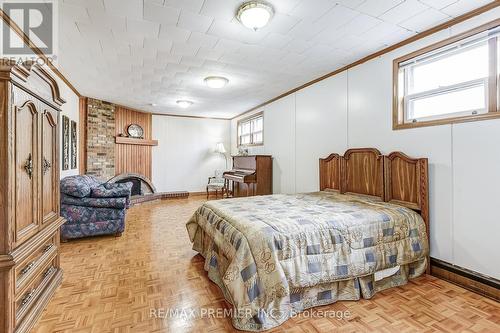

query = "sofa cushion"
[61,194,127,209]
[60,175,103,198]
[91,182,133,198]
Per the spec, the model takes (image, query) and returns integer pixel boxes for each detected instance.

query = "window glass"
[408,84,486,121]
[409,42,489,94]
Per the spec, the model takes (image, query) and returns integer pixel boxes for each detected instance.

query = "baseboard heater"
[130,191,189,205]
[430,257,499,301]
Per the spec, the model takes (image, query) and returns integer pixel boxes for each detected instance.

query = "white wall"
[55,75,80,178]
[231,8,500,279]
[152,115,231,192]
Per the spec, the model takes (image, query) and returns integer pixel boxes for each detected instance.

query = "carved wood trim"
[0,61,65,111]
[319,153,341,191]
[342,148,384,200]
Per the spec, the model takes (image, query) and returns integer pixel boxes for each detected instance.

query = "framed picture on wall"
[62,115,69,170]
[71,120,77,169]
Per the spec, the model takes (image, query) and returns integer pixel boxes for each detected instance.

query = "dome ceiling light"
[236,1,274,31]
[176,100,194,108]
[204,76,229,89]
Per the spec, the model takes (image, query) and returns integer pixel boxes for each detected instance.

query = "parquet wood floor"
[31,198,500,333]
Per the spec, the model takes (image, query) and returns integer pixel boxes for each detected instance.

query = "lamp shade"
[215,142,226,153]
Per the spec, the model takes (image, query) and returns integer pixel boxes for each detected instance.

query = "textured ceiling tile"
[263,13,301,35]
[207,20,243,40]
[237,29,268,44]
[379,0,429,24]
[270,0,302,15]
[187,32,219,48]
[313,5,358,32]
[201,60,225,71]
[281,38,314,54]
[144,37,173,52]
[399,8,450,32]
[171,42,200,57]
[419,0,459,10]
[63,0,105,10]
[103,0,143,20]
[441,0,493,16]
[178,11,214,33]
[127,18,160,36]
[335,0,368,9]
[196,47,224,61]
[356,0,405,17]
[60,2,90,23]
[360,22,409,43]
[159,25,191,42]
[163,0,205,12]
[343,14,383,36]
[144,3,180,25]
[287,19,326,41]
[180,56,205,67]
[200,0,241,22]
[290,0,337,20]
[259,33,293,49]
[87,7,126,32]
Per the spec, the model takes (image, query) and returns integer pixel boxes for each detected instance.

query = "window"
[237,112,263,146]
[393,21,500,129]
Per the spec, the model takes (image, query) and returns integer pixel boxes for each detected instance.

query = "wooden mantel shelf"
[115,136,158,146]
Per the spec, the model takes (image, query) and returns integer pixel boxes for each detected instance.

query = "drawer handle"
[20,261,35,275]
[43,244,54,253]
[21,289,35,306]
[44,266,55,278]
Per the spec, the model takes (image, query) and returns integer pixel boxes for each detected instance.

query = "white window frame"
[237,112,264,147]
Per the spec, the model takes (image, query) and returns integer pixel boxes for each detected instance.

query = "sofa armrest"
[61,194,127,209]
[91,182,133,198]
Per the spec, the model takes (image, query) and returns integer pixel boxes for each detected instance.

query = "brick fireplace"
[86,98,116,179]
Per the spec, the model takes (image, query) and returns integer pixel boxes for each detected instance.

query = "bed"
[186,148,429,331]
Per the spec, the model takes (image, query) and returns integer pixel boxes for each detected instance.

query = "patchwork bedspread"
[186,191,429,331]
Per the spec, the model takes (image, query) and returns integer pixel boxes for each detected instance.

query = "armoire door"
[14,101,39,245]
[40,109,59,226]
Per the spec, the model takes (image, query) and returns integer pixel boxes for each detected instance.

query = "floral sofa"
[60,175,133,241]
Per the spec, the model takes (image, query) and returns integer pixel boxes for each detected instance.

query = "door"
[14,101,39,245]
[40,109,58,226]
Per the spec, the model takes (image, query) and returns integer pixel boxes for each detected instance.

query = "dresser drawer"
[14,234,58,295]
[15,256,59,326]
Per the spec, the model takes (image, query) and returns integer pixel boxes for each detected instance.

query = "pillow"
[60,175,98,198]
[91,182,132,198]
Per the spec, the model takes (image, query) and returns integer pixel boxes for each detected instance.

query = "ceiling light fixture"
[236,1,274,31]
[204,76,229,89]
[176,100,193,108]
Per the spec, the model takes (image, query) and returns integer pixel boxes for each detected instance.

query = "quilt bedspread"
[186,191,429,331]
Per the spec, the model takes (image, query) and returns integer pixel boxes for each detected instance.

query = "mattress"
[186,191,429,331]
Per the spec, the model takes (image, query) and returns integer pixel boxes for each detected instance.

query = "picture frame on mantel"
[62,115,69,170]
[71,120,77,169]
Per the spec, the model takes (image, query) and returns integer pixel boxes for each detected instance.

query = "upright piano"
[223,155,272,197]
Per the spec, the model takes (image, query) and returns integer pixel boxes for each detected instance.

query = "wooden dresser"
[0,61,66,333]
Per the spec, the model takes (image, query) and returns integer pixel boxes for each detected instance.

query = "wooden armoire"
[0,60,66,333]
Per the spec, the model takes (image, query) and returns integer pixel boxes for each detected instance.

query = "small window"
[237,112,263,146]
[393,21,500,129]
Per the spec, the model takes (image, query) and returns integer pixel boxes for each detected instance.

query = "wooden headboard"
[319,148,429,224]
[384,152,429,223]
[342,148,385,200]
[319,148,429,273]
